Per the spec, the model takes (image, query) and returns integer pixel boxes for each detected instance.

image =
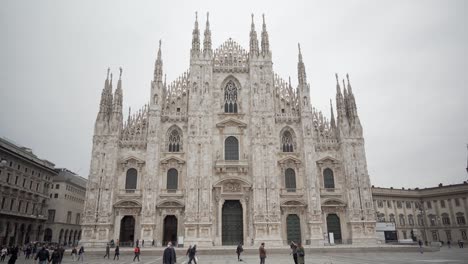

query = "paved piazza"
[10,247,468,264]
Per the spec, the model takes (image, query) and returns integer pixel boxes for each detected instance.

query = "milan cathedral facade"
[81,13,376,247]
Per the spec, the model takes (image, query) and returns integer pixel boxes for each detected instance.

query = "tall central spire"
[154,40,163,83]
[191,12,200,56]
[261,14,270,55]
[297,43,307,86]
[203,12,212,55]
[249,14,259,56]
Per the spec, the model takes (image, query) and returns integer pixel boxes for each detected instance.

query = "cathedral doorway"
[326,214,342,244]
[163,215,178,246]
[119,216,135,246]
[222,200,243,245]
[286,214,301,243]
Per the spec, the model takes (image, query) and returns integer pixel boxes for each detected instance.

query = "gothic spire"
[261,14,270,55]
[335,73,345,119]
[297,43,307,86]
[330,99,336,129]
[113,67,123,114]
[154,40,163,83]
[249,13,259,56]
[203,12,212,55]
[346,73,357,113]
[191,12,200,56]
[99,68,111,114]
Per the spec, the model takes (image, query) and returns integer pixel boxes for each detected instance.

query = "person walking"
[447,240,451,248]
[0,247,7,262]
[162,242,176,264]
[25,246,31,260]
[104,244,110,259]
[49,249,61,264]
[71,247,77,262]
[133,246,140,262]
[290,241,298,264]
[35,247,49,264]
[187,245,197,264]
[259,242,266,264]
[58,246,65,264]
[114,245,120,260]
[296,242,305,264]
[6,247,17,264]
[418,239,423,254]
[236,243,243,262]
[77,246,84,262]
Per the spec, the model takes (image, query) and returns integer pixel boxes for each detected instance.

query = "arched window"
[457,212,466,225]
[442,213,450,225]
[168,127,182,152]
[389,214,395,223]
[224,80,238,113]
[281,131,294,152]
[417,214,424,226]
[225,136,239,160]
[167,169,178,192]
[323,168,335,189]
[285,168,296,192]
[399,214,405,226]
[125,168,138,190]
[408,214,414,226]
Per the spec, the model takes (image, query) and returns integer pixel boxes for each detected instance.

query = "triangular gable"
[316,156,339,164]
[278,155,302,165]
[119,156,145,165]
[156,199,184,208]
[216,118,248,128]
[160,156,185,164]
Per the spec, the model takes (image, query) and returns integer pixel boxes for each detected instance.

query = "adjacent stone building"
[44,168,87,245]
[372,183,468,244]
[82,13,376,247]
[0,137,56,246]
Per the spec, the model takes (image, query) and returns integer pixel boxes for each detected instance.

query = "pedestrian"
[163,242,176,264]
[25,246,31,260]
[133,246,140,262]
[6,246,17,264]
[34,247,49,264]
[296,242,305,264]
[104,244,110,259]
[461,240,465,248]
[49,249,61,264]
[0,247,7,262]
[136,239,139,247]
[114,245,120,260]
[186,245,192,258]
[142,240,144,247]
[152,240,155,247]
[77,246,84,262]
[290,241,298,264]
[418,239,423,254]
[188,245,197,264]
[447,240,451,248]
[236,243,243,262]
[71,247,77,262]
[259,242,266,264]
[58,246,65,264]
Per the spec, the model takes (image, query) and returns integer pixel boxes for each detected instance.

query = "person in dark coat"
[58,246,65,264]
[162,242,176,264]
[49,249,61,264]
[296,242,305,264]
[104,244,110,259]
[114,245,120,260]
[290,241,298,264]
[259,242,266,264]
[187,245,197,264]
[236,243,243,261]
[6,247,17,264]
[34,247,49,264]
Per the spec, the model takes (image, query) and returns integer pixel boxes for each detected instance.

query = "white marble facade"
[81,13,376,247]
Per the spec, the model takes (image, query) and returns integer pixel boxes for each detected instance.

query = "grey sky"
[1,0,467,188]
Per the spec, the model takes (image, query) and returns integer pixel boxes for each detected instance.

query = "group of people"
[0,244,85,264]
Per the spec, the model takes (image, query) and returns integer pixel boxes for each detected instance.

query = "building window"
[429,215,436,226]
[6,173,10,183]
[48,209,56,222]
[54,194,58,198]
[224,136,239,160]
[408,215,414,226]
[167,168,178,191]
[224,80,238,113]
[167,127,182,152]
[445,230,452,241]
[456,213,466,225]
[67,211,72,224]
[402,230,407,239]
[378,200,383,208]
[462,230,467,240]
[15,176,18,185]
[418,214,424,226]
[399,214,405,226]
[18,201,22,213]
[406,201,411,209]
[455,198,460,207]
[1,197,5,209]
[25,202,29,214]
[281,130,294,152]
[440,200,446,208]
[387,200,392,208]
[125,168,138,190]
[323,168,335,189]
[10,199,15,211]
[389,214,395,223]
[285,168,296,192]
[431,230,438,241]
[397,201,402,209]
[442,213,450,225]
[76,213,80,225]
[427,201,432,209]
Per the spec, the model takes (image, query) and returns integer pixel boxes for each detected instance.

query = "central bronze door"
[326,214,342,244]
[222,200,243,245]
[286,214,301,243]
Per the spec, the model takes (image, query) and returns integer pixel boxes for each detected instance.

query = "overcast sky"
[1,0,467,188]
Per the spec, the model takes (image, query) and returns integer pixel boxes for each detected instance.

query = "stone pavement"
[11,247,468,264]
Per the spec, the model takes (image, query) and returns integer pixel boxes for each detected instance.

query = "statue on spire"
[261,14,270,55]
[249,13,259,56]
[203,12,212,55]
[191,11,200,56]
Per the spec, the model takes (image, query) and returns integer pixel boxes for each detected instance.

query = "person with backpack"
[114,245,120,260]
[296,242,305,264]
[187,245,197,264]
[236,243,243,262]
[133,246,140,262]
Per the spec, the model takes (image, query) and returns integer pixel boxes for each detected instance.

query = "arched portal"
[286,214,301,243]
[58,229,64,244]
[326,214,342,244]
[44,228,53,242]
[222,200,243,245]
[25,224,32,244]
[119,216,135,246]
[162,215,178,246]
